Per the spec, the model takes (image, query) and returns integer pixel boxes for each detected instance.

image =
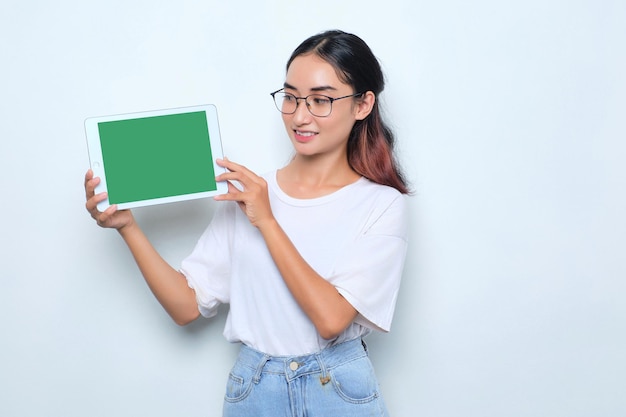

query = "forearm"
[258,219,357,339]
[118,223,200,325]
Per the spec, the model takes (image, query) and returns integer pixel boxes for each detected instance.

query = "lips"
[294,130,318,142]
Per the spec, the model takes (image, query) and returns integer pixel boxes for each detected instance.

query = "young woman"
[85,29,409,417]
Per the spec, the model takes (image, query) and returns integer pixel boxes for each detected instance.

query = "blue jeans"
[222,338,390,417]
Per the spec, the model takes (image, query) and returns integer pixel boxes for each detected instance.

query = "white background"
[1,1,625,416]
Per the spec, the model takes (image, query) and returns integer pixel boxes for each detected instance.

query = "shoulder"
[349,178,409,237]
[353,177,407,210]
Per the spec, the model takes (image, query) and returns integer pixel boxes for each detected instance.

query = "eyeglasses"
[270,88,364,117]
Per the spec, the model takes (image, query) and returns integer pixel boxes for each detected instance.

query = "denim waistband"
[236,338,368,381]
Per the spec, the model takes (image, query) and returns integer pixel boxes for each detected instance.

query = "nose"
[291,98,312,124]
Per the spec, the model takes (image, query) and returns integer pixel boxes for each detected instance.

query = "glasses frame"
[270,88,365,117]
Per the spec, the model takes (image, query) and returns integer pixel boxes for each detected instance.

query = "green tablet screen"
[98,111,217,205]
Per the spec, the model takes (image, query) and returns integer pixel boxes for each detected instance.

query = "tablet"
[85,104,227,211]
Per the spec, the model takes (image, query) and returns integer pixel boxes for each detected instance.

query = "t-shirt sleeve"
[331,194,409,332]
[179,202,235,318]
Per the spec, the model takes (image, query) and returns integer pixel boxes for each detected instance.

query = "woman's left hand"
[214,158,275,229]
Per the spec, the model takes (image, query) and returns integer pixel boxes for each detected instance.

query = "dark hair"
[287,30,410,194]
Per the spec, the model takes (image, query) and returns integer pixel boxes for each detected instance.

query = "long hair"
[286,30,410,194]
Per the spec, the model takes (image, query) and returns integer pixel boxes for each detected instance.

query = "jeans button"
[289,361,299,371]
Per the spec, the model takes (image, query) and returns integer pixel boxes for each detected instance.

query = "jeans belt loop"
[253,354,270,384]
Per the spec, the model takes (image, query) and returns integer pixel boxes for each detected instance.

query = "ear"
[354,91,376,121]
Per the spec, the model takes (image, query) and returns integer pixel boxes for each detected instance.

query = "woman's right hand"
[84,169,134,230]
[84,169,199,325]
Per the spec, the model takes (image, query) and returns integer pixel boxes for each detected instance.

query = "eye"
[311,96,331,105]
[282,93,296,102]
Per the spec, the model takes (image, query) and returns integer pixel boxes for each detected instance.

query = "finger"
[85,176,100,199]
[216,170,247,183]
[214,181,244,201]
[85,192,107,215]
[84,169,93,185]
[96,204,118,227]
[216,174,255,193]
[216,158,256,178]
[102,204,118,218]
[216,165,264,188]
[226,180,244,195]
[84,169,94,197]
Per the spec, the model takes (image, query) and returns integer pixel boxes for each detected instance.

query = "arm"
[214,160,357,340]
[259,219,358,339]
[84,170,200,325]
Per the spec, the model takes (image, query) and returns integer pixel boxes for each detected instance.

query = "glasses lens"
[273,92,297,114]
[306,95,332,117]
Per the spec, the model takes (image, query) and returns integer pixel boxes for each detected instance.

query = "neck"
[277,153,361,198]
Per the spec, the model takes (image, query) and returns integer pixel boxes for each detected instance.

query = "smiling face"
[281,53,373,161]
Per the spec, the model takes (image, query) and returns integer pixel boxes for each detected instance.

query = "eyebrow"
[283,82,338,93]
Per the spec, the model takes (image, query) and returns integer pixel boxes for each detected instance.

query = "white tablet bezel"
[85,104,227,211]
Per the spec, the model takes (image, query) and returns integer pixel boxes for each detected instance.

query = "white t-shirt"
[180,171,408,356]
